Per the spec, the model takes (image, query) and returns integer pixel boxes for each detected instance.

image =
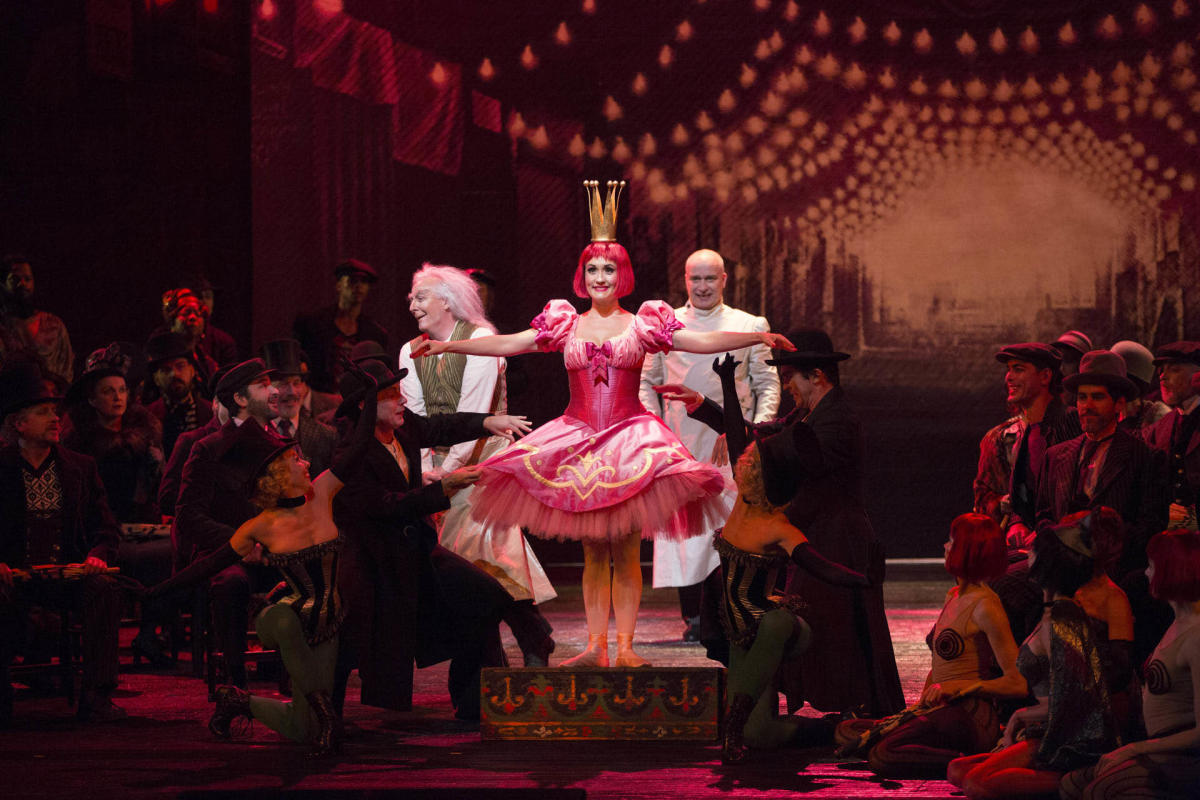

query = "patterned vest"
[413,320,506,465]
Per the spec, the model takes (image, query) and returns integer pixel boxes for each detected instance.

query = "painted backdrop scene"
[4,1,1198,559]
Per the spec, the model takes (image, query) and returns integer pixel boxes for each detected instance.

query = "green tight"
[247,604,338,743]
[727,608,813,749]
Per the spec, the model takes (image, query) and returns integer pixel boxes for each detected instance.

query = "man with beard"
[175,358,283,687]
[262,338,335,476]
[1035,350,1167,662]
[639,249,778,645]
[144,331,213,460]
[293,259,389,394]
[179,274,237,367]
[0,256,74,386]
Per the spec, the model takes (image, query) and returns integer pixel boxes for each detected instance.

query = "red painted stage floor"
[0,575,960,799]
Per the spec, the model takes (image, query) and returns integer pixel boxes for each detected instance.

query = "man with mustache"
[144,331,214,460]
[1034,350,1167,662]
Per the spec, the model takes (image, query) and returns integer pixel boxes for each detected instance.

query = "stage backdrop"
[251,0,1200,558]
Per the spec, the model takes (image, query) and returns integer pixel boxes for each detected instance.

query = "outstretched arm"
[672,329,793,355]
[411,329,539,358]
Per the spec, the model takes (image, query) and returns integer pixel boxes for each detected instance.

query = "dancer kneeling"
[947,512,1123,798]
[703,355,874,763]
[835,513,1027,778]
[1060,530,1200,799]
[148,361,381,756]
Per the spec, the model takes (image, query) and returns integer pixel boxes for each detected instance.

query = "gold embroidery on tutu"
[515,442,687,500]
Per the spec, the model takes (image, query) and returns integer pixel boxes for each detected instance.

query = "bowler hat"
[66,343,132,406]
[1152,341,1200,367]
[216,358,272,401]
[145,331,196,370]
[1110,340,1155,395]
[1062,350,1138,401]
[333,258,379,283]
[1052,330,1093,358]
[262,339,306,377]
[349,340,390,365]
[335,359,407,419]
[764,329,850,368]
[222,422,298,495]
[0,363,63,417]
[995,343,1062,371]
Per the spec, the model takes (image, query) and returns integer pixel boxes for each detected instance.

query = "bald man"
[639,249,780,643]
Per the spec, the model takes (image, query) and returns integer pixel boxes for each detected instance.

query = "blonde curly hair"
[734,443,785,512]
[250,449,293,510]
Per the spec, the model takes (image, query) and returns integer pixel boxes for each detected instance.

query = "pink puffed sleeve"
[632,300,685,354]
[530,299,578,352]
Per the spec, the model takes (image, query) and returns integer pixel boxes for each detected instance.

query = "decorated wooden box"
[480,666,724,741]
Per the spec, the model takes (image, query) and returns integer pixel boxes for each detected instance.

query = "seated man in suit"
[0,364,125,723]
[174,358,285,688]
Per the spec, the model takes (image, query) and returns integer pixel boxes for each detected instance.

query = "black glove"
[713,354,749,466]
[145,542,243,604]
[331,357,380,481]
[790,542,870,588]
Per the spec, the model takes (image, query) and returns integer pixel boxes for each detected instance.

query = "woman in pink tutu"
[413,180,794,667]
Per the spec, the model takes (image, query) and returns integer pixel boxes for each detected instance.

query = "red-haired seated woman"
[1060,530,1200,799]
[834,513,1027,778]
[947,512,1124,798]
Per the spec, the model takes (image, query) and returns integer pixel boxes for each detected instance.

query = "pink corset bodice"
[565,365,647,431]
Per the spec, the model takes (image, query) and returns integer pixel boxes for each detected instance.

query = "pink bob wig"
[573,241,635,300]
[1147,529,1200,602]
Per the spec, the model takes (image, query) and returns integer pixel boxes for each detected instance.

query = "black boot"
[208,685,251,738]
[306,690,343,757]
[722,693,755,763]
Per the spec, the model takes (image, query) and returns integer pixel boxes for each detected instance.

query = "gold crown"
[584,179,625,242]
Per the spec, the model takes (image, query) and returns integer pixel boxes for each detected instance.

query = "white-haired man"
[398,264,556,665]
[639,249,780,643]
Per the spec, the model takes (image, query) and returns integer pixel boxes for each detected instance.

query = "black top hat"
[333,258,379,283]
[349,340,390,365]
[1152,340,1200,367]
[756,422,822,508]
[222,422,297,494]
[145,331,197,370]
[0,363,63,417]
[335,359,407,419]
[216,358,272,401]
[764,329,850,368]
[66,343,132,406]
[995,342,1063,372]
[262,339,306,377]
[1062,350,1138,401]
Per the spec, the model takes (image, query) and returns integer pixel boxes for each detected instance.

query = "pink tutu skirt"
[469,411,732,542]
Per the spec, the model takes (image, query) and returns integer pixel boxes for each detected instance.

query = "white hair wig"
[410,263,495,333]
